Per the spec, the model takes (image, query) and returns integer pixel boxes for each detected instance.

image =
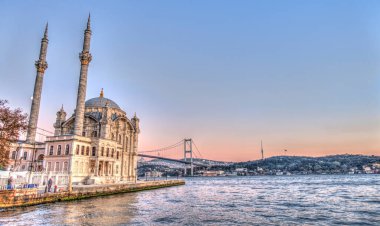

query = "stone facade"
[7,142,45,172]
[46,92,140,184]
[8,16,140,185]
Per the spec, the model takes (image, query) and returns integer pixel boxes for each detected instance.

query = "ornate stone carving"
[79,51,92,65]
[34,60,48,73]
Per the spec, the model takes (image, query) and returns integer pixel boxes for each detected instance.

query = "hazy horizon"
[1,0,380,161]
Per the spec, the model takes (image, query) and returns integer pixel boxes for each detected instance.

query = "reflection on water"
[0,192,138,225]
[1,175,379,225]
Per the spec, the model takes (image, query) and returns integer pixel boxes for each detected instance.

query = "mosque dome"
[85,89,121,109]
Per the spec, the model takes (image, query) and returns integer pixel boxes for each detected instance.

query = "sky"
[1,0,380,162]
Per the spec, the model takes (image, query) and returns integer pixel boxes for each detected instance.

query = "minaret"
[73,14,92,136]
[26,23,49,143]
[261,140,264,160]
[54,105,67,136]
[132,113,140,134]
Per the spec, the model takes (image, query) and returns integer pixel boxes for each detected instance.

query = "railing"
[0,184,38,190]
[0,171,70,190]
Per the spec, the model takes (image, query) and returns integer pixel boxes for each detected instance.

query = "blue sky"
[1,0,380,161]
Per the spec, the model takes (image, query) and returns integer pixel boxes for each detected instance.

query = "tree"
[0,100,28,169]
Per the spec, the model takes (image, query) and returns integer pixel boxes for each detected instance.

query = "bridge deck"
[138,154,208,167]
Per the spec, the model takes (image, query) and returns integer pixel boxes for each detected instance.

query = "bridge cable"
[140,142,182,154]
[192,140,204,159]
[139,139,184,153]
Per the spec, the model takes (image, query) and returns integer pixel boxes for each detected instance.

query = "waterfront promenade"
[0,179,185,208]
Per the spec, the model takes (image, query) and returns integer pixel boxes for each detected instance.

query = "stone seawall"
[0,180,185,208]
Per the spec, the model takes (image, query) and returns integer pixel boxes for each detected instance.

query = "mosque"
[7,15,140,184]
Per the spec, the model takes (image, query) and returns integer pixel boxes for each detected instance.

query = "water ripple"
[0,175,379,225]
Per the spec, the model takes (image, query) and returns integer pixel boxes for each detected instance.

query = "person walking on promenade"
[47,178,53,192]
[7,176,14,189]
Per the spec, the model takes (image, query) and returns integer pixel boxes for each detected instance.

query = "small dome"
[85,97,120,109]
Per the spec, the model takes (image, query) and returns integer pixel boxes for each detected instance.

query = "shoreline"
[0,179,185,209]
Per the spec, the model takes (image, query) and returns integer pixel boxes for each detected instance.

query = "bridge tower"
[184,138,193,176]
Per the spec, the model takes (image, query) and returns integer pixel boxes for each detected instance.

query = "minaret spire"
[44,22,48,39]
[87,13,91,30]
[73,15,93,136]
[26,24,49,143]
[261,140,264,160]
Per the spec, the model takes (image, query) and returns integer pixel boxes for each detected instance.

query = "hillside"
[230,154,380,174]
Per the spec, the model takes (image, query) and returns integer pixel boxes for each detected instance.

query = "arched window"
[81,146,85,155]
[82,131,86,137]
[57,145,62,155]
[65,144,70,155]
[86,147,90,156]
[119,135,121,143]
[116,151,119,160]
[112,133,115,140]
[92,147,96,156]
[76,145,79,155]
[92,131,97,137]
[38,154,44,161]
[125,137,129,151]
[111,149,114,158]
[106,148,109,157]
[49,146,54,155]
[11,151,16,159]
[23,151,27,160]
[101,147,104,156]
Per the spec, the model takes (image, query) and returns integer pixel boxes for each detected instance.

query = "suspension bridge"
[138,138,206,176]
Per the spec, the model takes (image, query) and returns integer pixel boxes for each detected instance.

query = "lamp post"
[13,142,22,171]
